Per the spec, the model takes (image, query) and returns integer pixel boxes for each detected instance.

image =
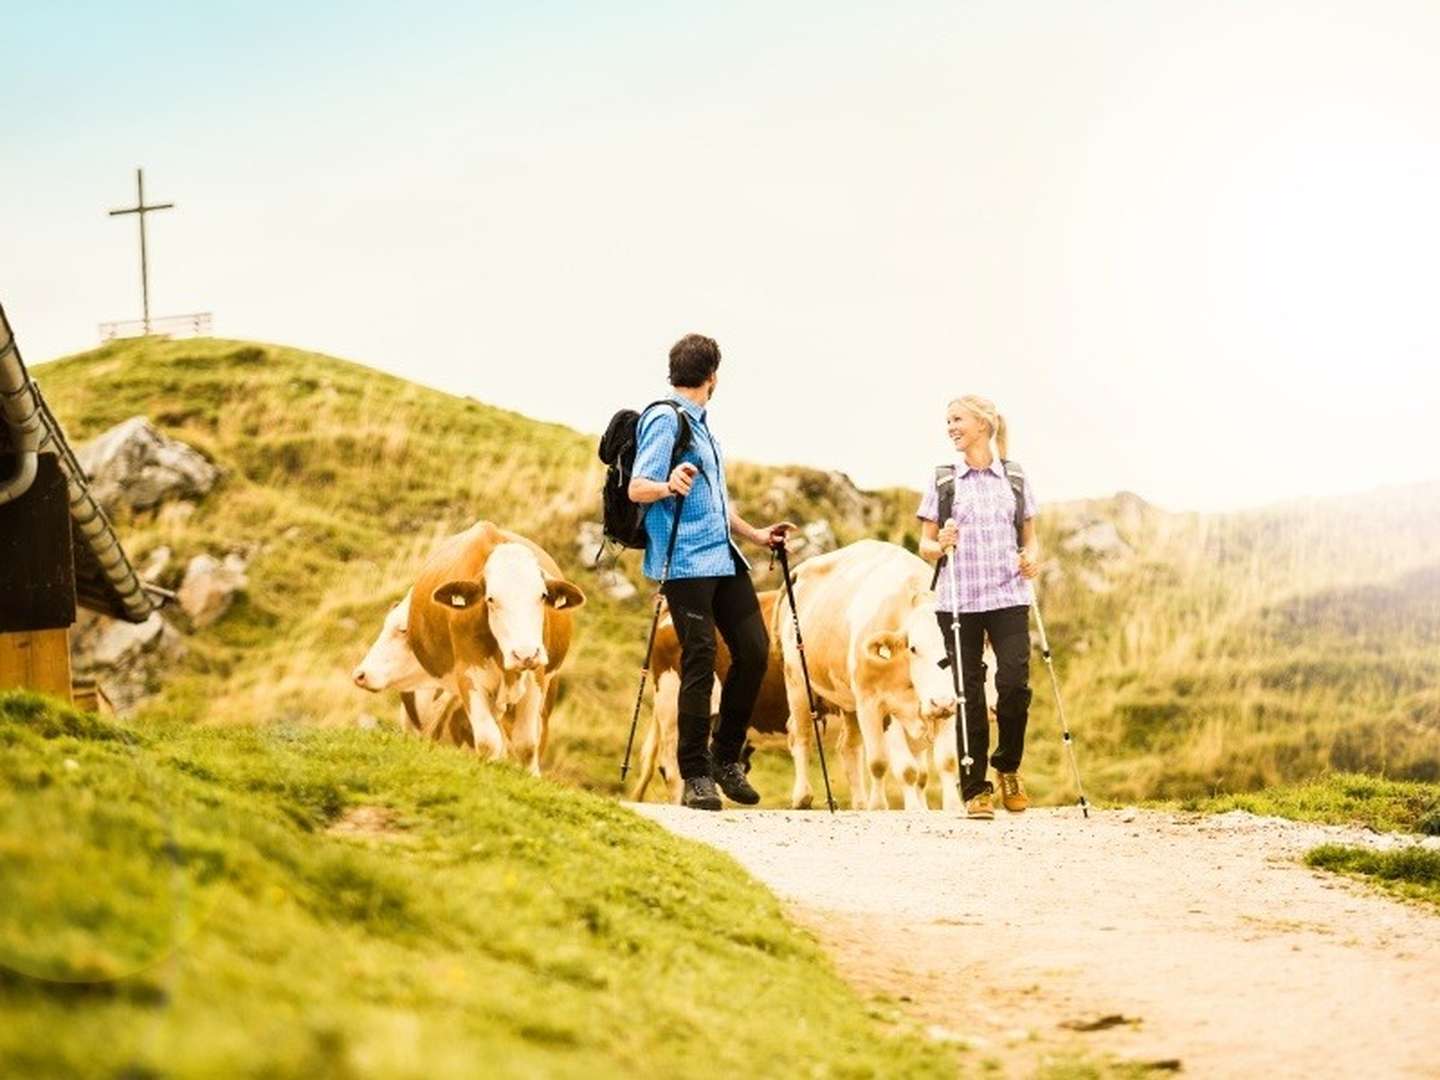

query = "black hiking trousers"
[661,565,769,779]
[937,605,1033,801]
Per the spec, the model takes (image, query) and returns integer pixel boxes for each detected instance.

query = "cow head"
[859,590,956,739]
[432,543,585,672]
[352,591,430,691]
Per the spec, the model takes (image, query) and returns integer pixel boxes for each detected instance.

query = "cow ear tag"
[553,595,567,609]
[877,644,892,661]
[450,595,467,608]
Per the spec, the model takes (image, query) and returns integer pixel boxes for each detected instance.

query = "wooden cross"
[108,168,174,335]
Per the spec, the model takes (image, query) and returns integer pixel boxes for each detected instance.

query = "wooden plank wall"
[0,628,73,703]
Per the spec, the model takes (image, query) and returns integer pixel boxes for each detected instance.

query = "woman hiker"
[627,333,795,811]
[917,394,1041,819]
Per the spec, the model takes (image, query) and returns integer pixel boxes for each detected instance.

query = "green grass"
[1305,843,1440,908]
[0,691,956,1079]
[1161,773,1440,834]
[28,335,1440,807]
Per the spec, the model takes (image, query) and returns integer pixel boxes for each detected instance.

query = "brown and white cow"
[777,540,958,811]
[352,588,470,745]
[631,589,836,808]
[408,522,584,774]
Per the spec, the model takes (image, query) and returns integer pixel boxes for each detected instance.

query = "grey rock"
[70,609,186,714]
[75,416,221,515]
[178,552,249,629]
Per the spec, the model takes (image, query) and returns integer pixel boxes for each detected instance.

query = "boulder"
[70,610,186,715]
[788,519,839,561]
[178,552,249,629]
[76,416,220,515]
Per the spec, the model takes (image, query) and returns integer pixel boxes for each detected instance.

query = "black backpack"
[929,459,1029,588]
[597,400,693,554]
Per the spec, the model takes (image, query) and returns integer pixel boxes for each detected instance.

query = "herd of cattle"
[352,522,995,810]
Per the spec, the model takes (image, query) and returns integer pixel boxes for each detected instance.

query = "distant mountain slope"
[32,337,1439,801]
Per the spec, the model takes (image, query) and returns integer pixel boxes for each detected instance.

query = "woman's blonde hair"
[948,394,1008,460]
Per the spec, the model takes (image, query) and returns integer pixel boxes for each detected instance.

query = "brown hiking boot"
[965,791,995,819]
[997,771,1029,812]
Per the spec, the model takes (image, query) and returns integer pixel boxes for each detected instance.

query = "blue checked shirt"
[632,396,749,580]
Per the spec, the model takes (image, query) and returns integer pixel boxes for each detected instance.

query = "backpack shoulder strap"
[929,464,958,591]
[639,399,695,472]
[933,464,956,525]
[1001,459,1027,547]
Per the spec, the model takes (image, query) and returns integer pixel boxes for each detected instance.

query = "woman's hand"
[937,520,959,551]
[1018,547,1040,580]
[668,462,698,496]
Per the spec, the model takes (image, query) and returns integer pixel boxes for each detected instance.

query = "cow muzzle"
[923,695,956,721]
[506,647,547,672]
[352,667,376,691]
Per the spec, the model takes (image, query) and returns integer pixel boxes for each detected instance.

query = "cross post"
[108,169,174,335]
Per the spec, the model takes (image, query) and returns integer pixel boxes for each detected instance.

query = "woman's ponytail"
[994,413,1009,461]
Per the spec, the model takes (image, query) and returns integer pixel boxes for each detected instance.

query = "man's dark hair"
[668,334,721,388]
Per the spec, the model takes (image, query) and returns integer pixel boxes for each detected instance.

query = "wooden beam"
[0,628,72,703]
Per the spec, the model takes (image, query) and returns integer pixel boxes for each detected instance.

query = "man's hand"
[1018,547,1040,580]
[760,521,798,549]
[937,519,959,551]
[668,462,698,496]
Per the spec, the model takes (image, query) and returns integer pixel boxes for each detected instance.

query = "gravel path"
[633,804,1440,1078]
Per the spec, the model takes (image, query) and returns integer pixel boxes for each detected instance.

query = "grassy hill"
[29,336,1440,806]
[0,690,958,1078]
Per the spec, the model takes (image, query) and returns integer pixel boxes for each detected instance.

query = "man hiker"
[627,333,795,810]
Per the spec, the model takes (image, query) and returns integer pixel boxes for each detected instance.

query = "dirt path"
[633,804,1440,1078]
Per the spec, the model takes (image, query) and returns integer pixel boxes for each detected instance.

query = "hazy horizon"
[7,1,1440,513]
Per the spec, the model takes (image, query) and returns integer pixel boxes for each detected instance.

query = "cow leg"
[509,675,545,776]
[933,713,963,812]
[786,713,814,810]
[458,674,506,761]
[856,703,890,810]
[885,721,926,811]
[632,710,660,802]
[657,671,684,804]
[836,712,866,809]
[781,672,815,810]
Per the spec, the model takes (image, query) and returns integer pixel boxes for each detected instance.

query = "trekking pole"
[1030,598,1091,818]
[772,539,837,813]
[620,493,685,784]
[944,524,975,780]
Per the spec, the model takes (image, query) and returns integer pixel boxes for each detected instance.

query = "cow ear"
[863,631,906,664]
[546,577,586,611]
[433,580,483,610]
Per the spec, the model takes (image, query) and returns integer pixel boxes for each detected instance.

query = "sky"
[4,0,1439,512]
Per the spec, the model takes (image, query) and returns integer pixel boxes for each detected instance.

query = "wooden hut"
[0,300,159,704]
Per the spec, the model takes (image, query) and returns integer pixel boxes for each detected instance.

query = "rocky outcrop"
[177,552,249,629]
[69,609,186,715]
[76,416,220,515]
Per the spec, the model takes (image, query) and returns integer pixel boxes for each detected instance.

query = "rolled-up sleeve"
[1022,477,1038,520]
[916,475,939,523]
[633,407,678,483]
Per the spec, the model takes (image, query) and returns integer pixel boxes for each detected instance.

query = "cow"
[408,522,584,774]
[632,588,840,809]
[352,588,470,744]
[776,540,958,811]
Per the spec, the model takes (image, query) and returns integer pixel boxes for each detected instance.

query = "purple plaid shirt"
[917,459,1038,614]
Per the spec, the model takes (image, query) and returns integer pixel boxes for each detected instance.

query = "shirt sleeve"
[633,406,679,483]
[1022,476,1038,520]
[916,473,939,523]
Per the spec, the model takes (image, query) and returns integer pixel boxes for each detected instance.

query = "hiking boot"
[996,771,1029,813]
[712,760,761,806]
[682,775,723,811]
[965,791,995,820]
